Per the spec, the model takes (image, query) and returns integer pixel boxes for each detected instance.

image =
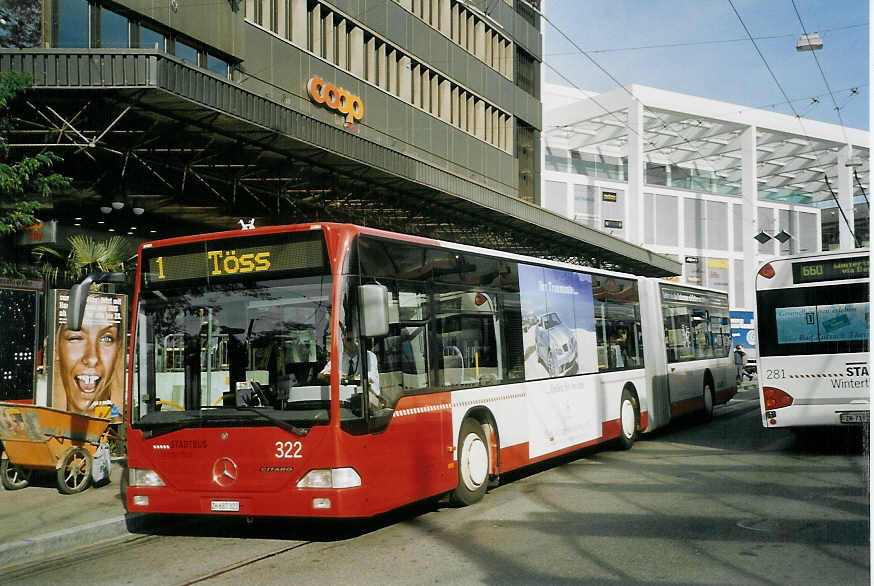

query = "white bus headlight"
[296,468,361,489]
[129,468,165,487]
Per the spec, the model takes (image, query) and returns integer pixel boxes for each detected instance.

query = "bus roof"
[140,222,676,281]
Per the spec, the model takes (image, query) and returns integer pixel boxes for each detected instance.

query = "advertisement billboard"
[48,290,127,420]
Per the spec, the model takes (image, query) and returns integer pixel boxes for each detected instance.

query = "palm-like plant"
[33,235,135,285]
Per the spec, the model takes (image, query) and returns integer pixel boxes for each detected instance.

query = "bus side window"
[592,276,644,372]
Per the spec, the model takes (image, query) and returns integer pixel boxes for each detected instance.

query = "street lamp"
[796,33,823,52]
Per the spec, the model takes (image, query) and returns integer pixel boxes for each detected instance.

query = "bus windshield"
[757,281,869,357]
[134,276,332,431]
[133,231,332,432]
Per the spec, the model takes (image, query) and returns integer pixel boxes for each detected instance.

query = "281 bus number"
[765,369,785,380]
[275,440,303,459]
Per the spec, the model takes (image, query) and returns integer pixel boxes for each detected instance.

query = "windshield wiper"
[234,406,309,437]
[141,418,206,439]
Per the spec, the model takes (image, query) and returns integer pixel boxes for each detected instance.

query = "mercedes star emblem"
[212,457,238,487]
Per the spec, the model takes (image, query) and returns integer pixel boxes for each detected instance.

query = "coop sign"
[307,76,364,124]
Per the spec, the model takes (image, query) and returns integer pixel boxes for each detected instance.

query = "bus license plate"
[211,500,240,512]
[839,412,869,424]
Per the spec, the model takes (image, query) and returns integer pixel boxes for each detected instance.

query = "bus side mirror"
[358,284,389,338]
[67,272,127,331]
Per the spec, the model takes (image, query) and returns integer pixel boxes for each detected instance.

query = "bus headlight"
[297,468,361,489]
[129,468,165,487]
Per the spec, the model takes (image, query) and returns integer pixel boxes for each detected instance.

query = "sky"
[543,0,869,130]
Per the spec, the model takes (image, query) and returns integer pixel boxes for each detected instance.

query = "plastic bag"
[92,442,111,485]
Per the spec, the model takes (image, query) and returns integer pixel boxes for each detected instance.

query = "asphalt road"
[1,386,868,585]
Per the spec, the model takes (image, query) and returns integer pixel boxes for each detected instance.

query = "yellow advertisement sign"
[706,259,729,269]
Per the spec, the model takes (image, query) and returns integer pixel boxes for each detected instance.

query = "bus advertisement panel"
[518,265,597,378]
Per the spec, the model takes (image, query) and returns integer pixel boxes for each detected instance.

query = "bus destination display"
[145,238,325,285]
[792,256,868,284]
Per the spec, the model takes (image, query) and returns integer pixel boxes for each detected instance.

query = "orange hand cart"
[0,403,114,494]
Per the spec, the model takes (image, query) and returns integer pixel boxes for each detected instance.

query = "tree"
[0,71,71,276]
[0,0,41,48]
[34,235,136,285]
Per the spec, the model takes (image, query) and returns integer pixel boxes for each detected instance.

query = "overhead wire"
[853,169,869,207]
[535,4,711,164]
[790,0,850,145]
[542,60,648,144]
[544,23,867,56]
[823,173,860,247]
[725,0,868,229]
[790,0,868,217]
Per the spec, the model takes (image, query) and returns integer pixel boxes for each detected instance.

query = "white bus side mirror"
[358,284,390,338]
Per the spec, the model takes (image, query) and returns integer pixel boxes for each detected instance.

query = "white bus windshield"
[757,281,869,357]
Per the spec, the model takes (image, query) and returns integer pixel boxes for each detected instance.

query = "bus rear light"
[297,468,361,489]
[312,498,332,509]
[758,263,775,279]
[763,387,794,410]
[474,292,487,306]
[133,495,149,506]
[129,468,165,487]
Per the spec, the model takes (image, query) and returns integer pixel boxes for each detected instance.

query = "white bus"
[754,250,869,428]
[639,280,735,429]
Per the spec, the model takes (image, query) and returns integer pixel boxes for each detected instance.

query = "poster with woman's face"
[51,291,127,420]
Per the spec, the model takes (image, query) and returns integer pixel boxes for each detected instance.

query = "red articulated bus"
[68,223,733,518]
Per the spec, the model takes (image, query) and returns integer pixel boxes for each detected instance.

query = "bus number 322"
[275,441,303,459]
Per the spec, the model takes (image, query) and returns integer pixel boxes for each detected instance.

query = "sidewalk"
[0,460,129,568]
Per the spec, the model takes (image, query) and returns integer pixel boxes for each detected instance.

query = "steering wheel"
[248,381,271,407]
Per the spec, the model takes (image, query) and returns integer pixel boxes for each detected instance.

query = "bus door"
[640,279,672,428]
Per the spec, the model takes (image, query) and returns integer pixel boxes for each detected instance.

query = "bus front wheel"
[451,418,489,506]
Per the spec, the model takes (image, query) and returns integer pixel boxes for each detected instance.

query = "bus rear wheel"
[616,389,639,450]
[701,381,715,422]
[451,418,489,506]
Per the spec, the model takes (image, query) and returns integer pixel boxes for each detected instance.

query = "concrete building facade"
[542,82,869,326]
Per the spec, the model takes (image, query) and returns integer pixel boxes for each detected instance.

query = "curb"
[0,515,130,569]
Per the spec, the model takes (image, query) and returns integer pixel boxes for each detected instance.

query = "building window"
[174,38,199,65]
[820,208,839,251]
[575,185,596,217]
[543,180,566,214]
[99,7,128,48]
[515,46,537,98]
[854,202,869,247]
[517,121,536,203]
[54,0,89,48]
[706,200,728,251]
[206,53,230,77]
[655,194,678,246]
[514,0,539,28]
[137,25,164,50]
[544,147,568,172]
[645,163,667,186]
[684,198,704,249]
